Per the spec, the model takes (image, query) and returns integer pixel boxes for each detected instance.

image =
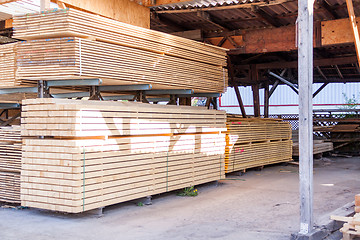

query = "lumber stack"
[292,130,333,156]
[0,43,18,87]
[225,116,292,173]
[356,194,360,213]
[292,140,333,156]
[21,99,226,213]
[12,9,228,93]
[0,126,21,203]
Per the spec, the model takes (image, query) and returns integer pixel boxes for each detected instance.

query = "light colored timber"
[225,115,292,173]
[21,99,226,213]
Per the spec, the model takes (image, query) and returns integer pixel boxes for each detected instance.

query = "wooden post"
[233,86,247,118]
[346,0,360,66]
[40,0,50,11]
[298,0,314,234]
[264,82,269,118]
[252,84,260,117]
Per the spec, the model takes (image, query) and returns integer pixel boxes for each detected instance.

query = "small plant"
[339,93,359,118]
[137,202,144,207]
[177,186,198,197]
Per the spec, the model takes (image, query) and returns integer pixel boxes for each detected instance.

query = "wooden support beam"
[196,11,228,31]
[179,97,191,106]
[252,5,282,27]
[269,80,280,97]
[316,66,327,80]
[228,55,247,117]
[312,82,328,98]
[252,84,260,117]
[264,81,270,118]
[40,0,50,11]
[251,64,260,117]
[171,29,202,41]
[346,0,360,66]
[298,0,314,235]
[334,65,344,79]
[315,0,337,19]
[151,12,185,32]
[234,86,247,118]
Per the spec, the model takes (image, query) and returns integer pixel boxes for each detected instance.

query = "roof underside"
[151,0,360,86]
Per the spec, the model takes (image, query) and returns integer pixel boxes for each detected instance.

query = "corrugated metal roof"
[152,0,263,10]
[0,0,58,21]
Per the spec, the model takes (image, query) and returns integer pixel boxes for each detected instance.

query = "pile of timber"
[292,130,333,156]
[225,115,292,173]
[0,126,21,203]
[0,43,17,87]
[12,9,228,93]
[21,99,226,213]
[331,195,360,240]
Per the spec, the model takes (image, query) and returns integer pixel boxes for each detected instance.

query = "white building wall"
[219,83,360,115]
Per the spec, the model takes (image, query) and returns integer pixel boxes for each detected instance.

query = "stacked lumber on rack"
[12,9,228,93]
[21,99,226,213]
[0,126,21,203]
[225,115,292,173]
[292,140,333,156]
[292,130,333,156]
[0,43,18,87]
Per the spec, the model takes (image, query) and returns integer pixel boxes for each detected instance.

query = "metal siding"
[219,83,360,114]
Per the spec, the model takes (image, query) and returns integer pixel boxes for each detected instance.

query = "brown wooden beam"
[252,5,282,27]
[346,0,360,67]
[196,11,229,31]
[252,84,260,117]
[234,86,247,118]
[264,81,270,118]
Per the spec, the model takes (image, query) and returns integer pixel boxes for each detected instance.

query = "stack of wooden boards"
[12,9,228,93]
[292,130,333,156]
[225,115,292,173]
[0,43,17,87]
[0,126,21,203]
[331,194,360,240]
[21,99,226,213]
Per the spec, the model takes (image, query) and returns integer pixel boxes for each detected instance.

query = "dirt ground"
[1,156,359,240]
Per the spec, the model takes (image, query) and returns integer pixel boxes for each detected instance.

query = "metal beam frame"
[269,71,299,94]
[0,103,20,109]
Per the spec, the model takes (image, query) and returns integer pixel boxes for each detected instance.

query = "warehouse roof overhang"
[150,0,360,86]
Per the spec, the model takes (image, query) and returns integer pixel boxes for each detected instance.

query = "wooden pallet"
[21,99,226,213]
[0,126,21,203]
[331,213,360,240]
[225,115,292,173]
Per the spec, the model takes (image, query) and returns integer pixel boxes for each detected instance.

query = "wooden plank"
[346,0,360,66]
[53,0,150,28]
